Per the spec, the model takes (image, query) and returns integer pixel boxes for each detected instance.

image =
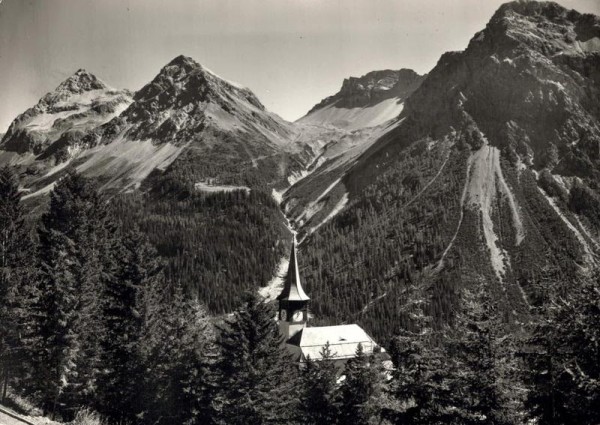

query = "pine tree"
[388,331,428,424]
[338,344,388,425]
[96,226,163,423]
[0,167,33,402]
[33,171,114,419]
[211,293,299,424]
[299,343,340,424]
[385,288,457,425]
[523,274,600,425]
[446,289,513,425]
[142,283,215,425]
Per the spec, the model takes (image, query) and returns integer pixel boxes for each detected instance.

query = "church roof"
[276,238,310,302]
[287,324,377,361]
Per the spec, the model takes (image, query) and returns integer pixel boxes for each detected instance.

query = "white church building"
[276,239,383,366]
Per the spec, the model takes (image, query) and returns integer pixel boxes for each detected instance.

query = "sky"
[1,0,599,132]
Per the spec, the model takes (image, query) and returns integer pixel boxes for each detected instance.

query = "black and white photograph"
[0,0,599,424]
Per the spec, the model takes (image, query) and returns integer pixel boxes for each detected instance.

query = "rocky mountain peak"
[53,68,108,95]
[469,0,600,59]
[306,68,424,115]
[133,55,264,111]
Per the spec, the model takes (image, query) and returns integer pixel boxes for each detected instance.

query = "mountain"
[288,0,600,340]
[0,56,316,197]
[0,55,319,313]
[297,69,424,130]
[1,1,599,339]
[0,69,132,159]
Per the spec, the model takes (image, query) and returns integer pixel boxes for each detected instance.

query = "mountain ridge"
[0,0,598,340]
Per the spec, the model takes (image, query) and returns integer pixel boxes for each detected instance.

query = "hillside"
[285,69,424,235]
[288,0,600,340]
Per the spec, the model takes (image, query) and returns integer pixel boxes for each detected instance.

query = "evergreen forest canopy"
[0,166,598,425]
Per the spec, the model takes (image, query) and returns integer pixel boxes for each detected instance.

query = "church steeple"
[277,238,310,302]
[277,237,309,340]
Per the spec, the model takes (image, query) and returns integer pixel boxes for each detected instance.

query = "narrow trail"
[380,150,451,222]
[358,292,388,316]
[403,153,450,210]
[309,192,349,235]
[0,406,41,425]
[296,177,342,224]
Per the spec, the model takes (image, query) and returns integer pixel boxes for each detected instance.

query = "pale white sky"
[1,0,599,132]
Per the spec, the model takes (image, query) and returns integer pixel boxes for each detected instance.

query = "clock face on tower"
[293,310,303,322]
[280,310,287,321]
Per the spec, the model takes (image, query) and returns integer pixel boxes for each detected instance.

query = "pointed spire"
[277,237,310,301]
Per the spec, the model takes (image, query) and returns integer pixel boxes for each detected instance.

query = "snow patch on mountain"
[201,65,246,90]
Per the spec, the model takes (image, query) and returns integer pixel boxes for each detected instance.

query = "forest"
[0,165,598,425]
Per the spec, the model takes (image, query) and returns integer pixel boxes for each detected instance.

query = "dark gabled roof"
[276,238,310,302]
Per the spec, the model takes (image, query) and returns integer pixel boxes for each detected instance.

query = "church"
[276,239,383,367]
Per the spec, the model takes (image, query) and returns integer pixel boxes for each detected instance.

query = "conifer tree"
[523,274,600,425]
[447,289,513,425]
[385,289,456,425]
[96,226,163,423]
[33,171,114,419]
[0,167,33,402]
[338,344,387,425]
[211,293,299,424]
[299,343,340,424]
[142,283,215,425]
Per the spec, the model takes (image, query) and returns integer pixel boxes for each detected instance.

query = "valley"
[0,1,599,423]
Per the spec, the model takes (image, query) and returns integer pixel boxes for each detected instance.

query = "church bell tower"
[277,237,309,340]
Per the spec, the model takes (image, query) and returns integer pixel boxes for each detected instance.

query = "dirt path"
[0,406,55,425]
[403,153,450,210]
